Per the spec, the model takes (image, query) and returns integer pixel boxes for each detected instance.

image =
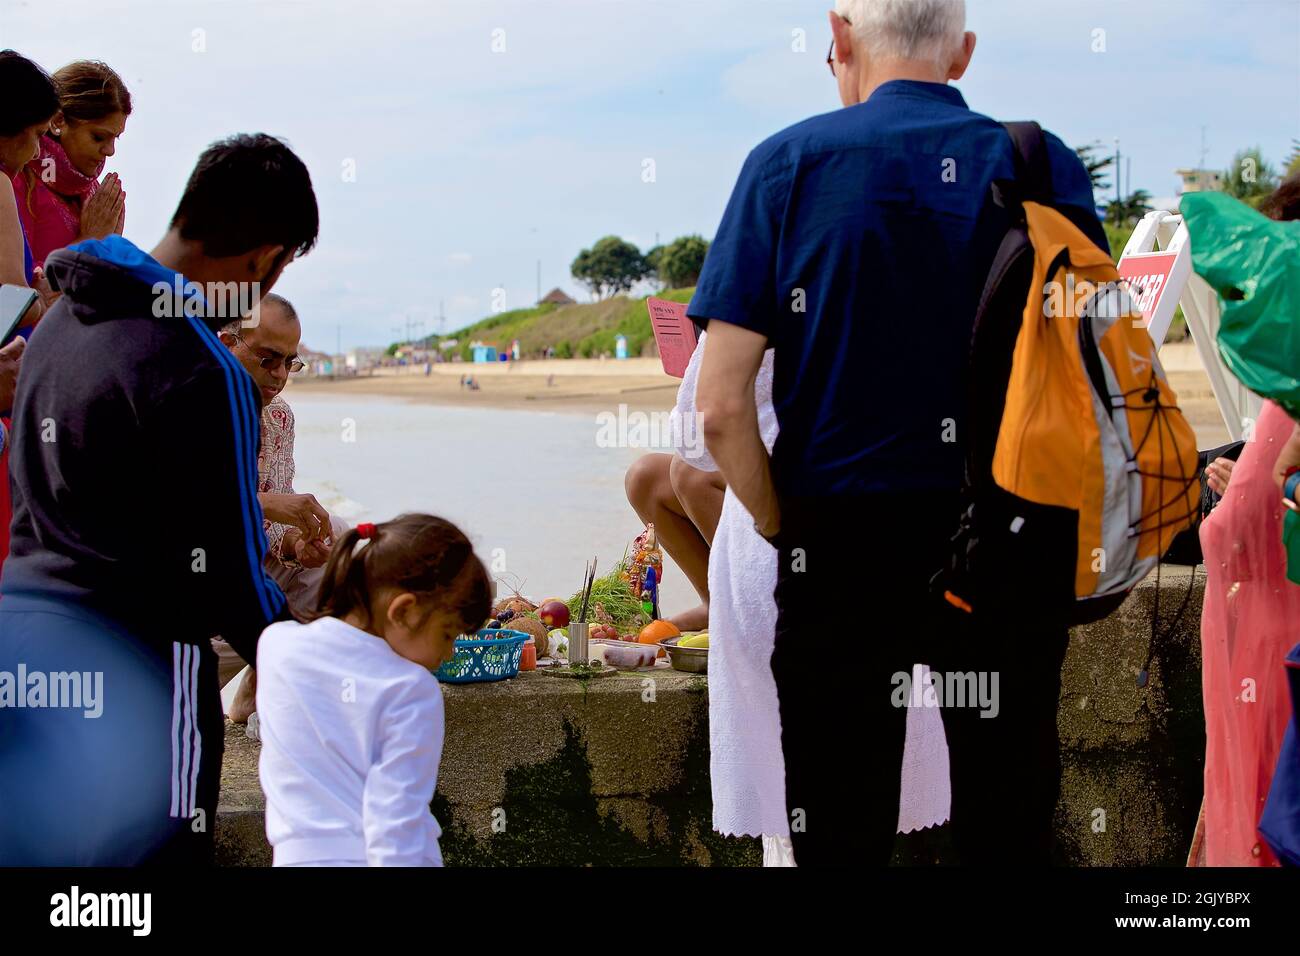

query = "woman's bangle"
[1284,469,1300,507]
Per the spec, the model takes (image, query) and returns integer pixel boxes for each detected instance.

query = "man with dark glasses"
[215,293,346,722]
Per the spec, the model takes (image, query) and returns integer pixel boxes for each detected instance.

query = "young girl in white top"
[257,513,492,867]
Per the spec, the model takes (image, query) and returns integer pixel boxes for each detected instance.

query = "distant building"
[1175,168,1223,194]
[538,287,576,307]
[345,347,385,370]
[394,343,432,364]
[298,345,332,376]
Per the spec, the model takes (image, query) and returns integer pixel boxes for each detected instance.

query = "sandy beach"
[288,342,1234,446]
[288,357,681,416]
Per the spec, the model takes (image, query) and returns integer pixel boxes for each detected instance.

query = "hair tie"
[356,523,377,540]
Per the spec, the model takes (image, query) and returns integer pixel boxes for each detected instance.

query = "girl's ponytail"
[311,515,492,634]
[311,526,365,622]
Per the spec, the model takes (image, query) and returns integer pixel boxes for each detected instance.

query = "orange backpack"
[936,123,1199,626]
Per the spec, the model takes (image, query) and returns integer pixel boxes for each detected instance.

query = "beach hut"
[615,334,628,359]
[538,287,576,307]
[471,344,498,363]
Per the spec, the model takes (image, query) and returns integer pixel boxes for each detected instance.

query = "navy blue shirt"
[688,80,1101,497]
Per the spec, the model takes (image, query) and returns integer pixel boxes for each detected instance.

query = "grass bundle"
[567,560,644,632]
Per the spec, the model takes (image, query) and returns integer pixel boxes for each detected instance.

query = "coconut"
[505,613,549,651]
[493,594,537,618]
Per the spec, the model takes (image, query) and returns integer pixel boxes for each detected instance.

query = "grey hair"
[223,292,298,334]
[834,0,966,71]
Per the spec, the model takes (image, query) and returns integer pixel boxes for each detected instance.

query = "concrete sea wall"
[216,567,1206,866]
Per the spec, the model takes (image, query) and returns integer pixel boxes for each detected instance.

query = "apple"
[538,600,570,629]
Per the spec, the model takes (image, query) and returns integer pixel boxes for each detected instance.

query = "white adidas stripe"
[169,642,206,819]
[169,643,182,818]
[187,646,201,818]
[178,644,193,817]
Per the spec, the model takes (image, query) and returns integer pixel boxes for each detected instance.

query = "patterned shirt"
[260,394,296,564]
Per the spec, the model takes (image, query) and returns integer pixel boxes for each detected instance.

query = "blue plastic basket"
[435,628,529,684]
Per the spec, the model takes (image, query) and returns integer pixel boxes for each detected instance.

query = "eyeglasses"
[231,332,305,373]
[827,15,851,77]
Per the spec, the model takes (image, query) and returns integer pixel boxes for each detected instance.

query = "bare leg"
[669,455,726,546]
[211,637,247,689]
[229,668,257,724]
[625,453,713,630]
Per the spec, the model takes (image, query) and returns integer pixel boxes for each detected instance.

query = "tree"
[1222,147,1279,208]
[1286,139,1300,178]
[1074,142,1114,194]
[1106,189,1152,227]
[643,244,665,287]
[570,236,647,299]
[656,234,709,289]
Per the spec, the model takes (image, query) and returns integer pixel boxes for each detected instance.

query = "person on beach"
[0,51,60,572]
[680,329,951,866]
[624,338,725,632]
[257,514,492,866]
[1191,399,1299,865]
[0,133,318,864]
[691,0,1103,865]
[1192,174,1300,866]
[12,60,131,269]
[213,292,349,722]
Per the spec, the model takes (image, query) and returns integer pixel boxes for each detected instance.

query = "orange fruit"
[637,620,679,657]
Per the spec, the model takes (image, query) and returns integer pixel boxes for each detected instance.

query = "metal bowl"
[659,636,708,674]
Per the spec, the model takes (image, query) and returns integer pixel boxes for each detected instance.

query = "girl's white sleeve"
[361,680,444,866]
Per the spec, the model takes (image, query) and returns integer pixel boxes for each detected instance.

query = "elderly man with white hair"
[691,0,1106,865]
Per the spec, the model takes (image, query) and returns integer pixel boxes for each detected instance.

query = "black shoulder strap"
[1001,120,1110,252]
[1003,121,1052,205]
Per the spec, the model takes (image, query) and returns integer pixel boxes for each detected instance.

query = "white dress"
[675,334,951,855]
[257,616,445,866]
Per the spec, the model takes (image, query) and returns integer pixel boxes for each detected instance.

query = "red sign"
[1116,252,1178,323]
[646,297,699,378]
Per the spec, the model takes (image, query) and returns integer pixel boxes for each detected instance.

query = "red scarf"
[12,134,100,268]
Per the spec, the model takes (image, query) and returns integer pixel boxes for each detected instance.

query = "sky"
[3,0,1297,353]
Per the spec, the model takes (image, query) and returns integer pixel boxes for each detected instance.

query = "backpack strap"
[1003,121,1053,206]
[1002,120,1111,253]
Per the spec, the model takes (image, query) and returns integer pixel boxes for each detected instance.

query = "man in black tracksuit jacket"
[0,134,318,864]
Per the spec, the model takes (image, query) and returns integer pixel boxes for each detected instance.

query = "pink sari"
[11,134,99,269]
[1197,400,1300,865]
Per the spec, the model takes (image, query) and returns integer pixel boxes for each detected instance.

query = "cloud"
[10,0,1295,351]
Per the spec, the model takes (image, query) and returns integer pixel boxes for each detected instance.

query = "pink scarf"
[10,134,100,269]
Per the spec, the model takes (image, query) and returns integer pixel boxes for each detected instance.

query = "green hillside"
[428,288,695,360]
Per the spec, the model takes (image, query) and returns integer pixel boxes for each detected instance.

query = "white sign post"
[1118,208,1260,442]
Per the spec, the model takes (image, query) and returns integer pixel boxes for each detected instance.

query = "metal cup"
[568,621,589,665]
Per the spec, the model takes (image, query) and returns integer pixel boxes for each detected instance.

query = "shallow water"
[286,393,691,619]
